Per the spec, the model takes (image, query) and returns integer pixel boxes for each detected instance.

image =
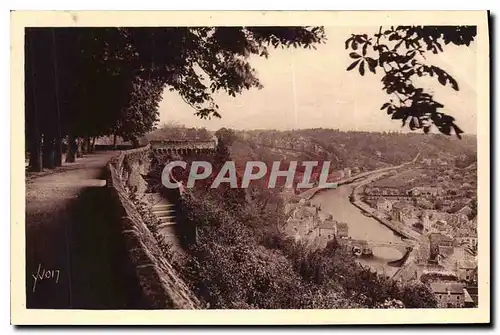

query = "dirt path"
[25,151,140,309]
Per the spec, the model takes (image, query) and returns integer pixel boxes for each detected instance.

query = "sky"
[158,26,477,134]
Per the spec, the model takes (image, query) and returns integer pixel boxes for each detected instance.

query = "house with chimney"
[430,281,466,308]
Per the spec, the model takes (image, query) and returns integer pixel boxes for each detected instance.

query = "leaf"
[349,52,361,59]
[346,59,360,71]
[359,61,365,76]
[362,43,368,56]
[452,124,464,139]
[380,103,391,110]
[391,109,407,120]
[367,58,377,73]
[435,42,443,52]
[437,74,446,86]
[345,37,353,50]
[448,76,459,91]
[388,34,400,41]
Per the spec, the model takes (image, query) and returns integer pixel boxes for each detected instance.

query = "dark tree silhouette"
[346,26,477,138]
[25,27,326,171]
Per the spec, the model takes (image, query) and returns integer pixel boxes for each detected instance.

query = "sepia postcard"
[11,10,490,325]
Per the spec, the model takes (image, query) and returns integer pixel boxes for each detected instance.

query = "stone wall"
[106,144,200,309]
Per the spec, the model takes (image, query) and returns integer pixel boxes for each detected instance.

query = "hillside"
[233,129,477,171]
[142,126,474,309]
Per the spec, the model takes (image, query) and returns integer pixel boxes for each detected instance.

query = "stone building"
[391,201,418,225]
[408,186,444,198]
[376,197,393,212]
[430,281,465,308]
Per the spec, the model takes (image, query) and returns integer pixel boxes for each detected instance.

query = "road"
[25,151,141,309]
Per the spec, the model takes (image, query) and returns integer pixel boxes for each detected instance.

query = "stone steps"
[149,196,183,252]
[152,203,175,212]
[158,216,176,224]
[151,201,178,227]
[153,209,176,217]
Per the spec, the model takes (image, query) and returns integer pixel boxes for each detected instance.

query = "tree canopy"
[345,26,477,138]
[25,25,476,171]
[25,26,326,170]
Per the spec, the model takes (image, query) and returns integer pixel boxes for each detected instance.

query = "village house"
[446,213,469,227]
[391,201,418,226]
[456,259,478,284]
[446,245,478,284]
[455,228,478,249]
[422,210,451,232]
[434,245,455,268]
[285,203,321,238]
[430,281,466,308]
[364,186,412,201]
[431,220,453,235]
[317,215,349,239]
[457,205,474,217]
[318,220,337,240]
[429,232,454,260]
[436,158,450,167]
[421,158,433,166]
[336,221,349,238]
[408,186,444,198]
[376,197,392,213]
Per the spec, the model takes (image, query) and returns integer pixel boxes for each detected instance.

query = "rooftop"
[430,281,465,295]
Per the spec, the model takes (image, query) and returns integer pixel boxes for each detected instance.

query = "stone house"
[429,232,454,261]
[336,221,349,238]
[318,217,349,239]
[408,186,444,198]
[455,229,478,249]
[456,260,477,283]
[391,202,418,225]
[376,197,393,213]
[422,210,451,232]
[430,281,465,308]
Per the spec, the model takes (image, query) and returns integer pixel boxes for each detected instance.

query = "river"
[310,182,404,277]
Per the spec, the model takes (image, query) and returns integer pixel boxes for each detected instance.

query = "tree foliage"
[26,26,326,170]
[346,26,477,138]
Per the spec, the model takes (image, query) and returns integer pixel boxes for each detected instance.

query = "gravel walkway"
[25,151,140,309]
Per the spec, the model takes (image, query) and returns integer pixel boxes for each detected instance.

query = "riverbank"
[298,152,420,200]
[350,190,421,241]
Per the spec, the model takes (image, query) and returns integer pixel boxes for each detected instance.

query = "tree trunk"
[113,134,117,149]
[76,138,83,158]
[42,135,55,169]
[29,134,43,172]
[91,136,96,152]
[66,134,76,163]
[54,133,62,167]
[131,137,139,148]
[82,135,90,154]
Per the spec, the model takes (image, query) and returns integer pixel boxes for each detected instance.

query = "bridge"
[150,139,217,156]
[340,238,414,257]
